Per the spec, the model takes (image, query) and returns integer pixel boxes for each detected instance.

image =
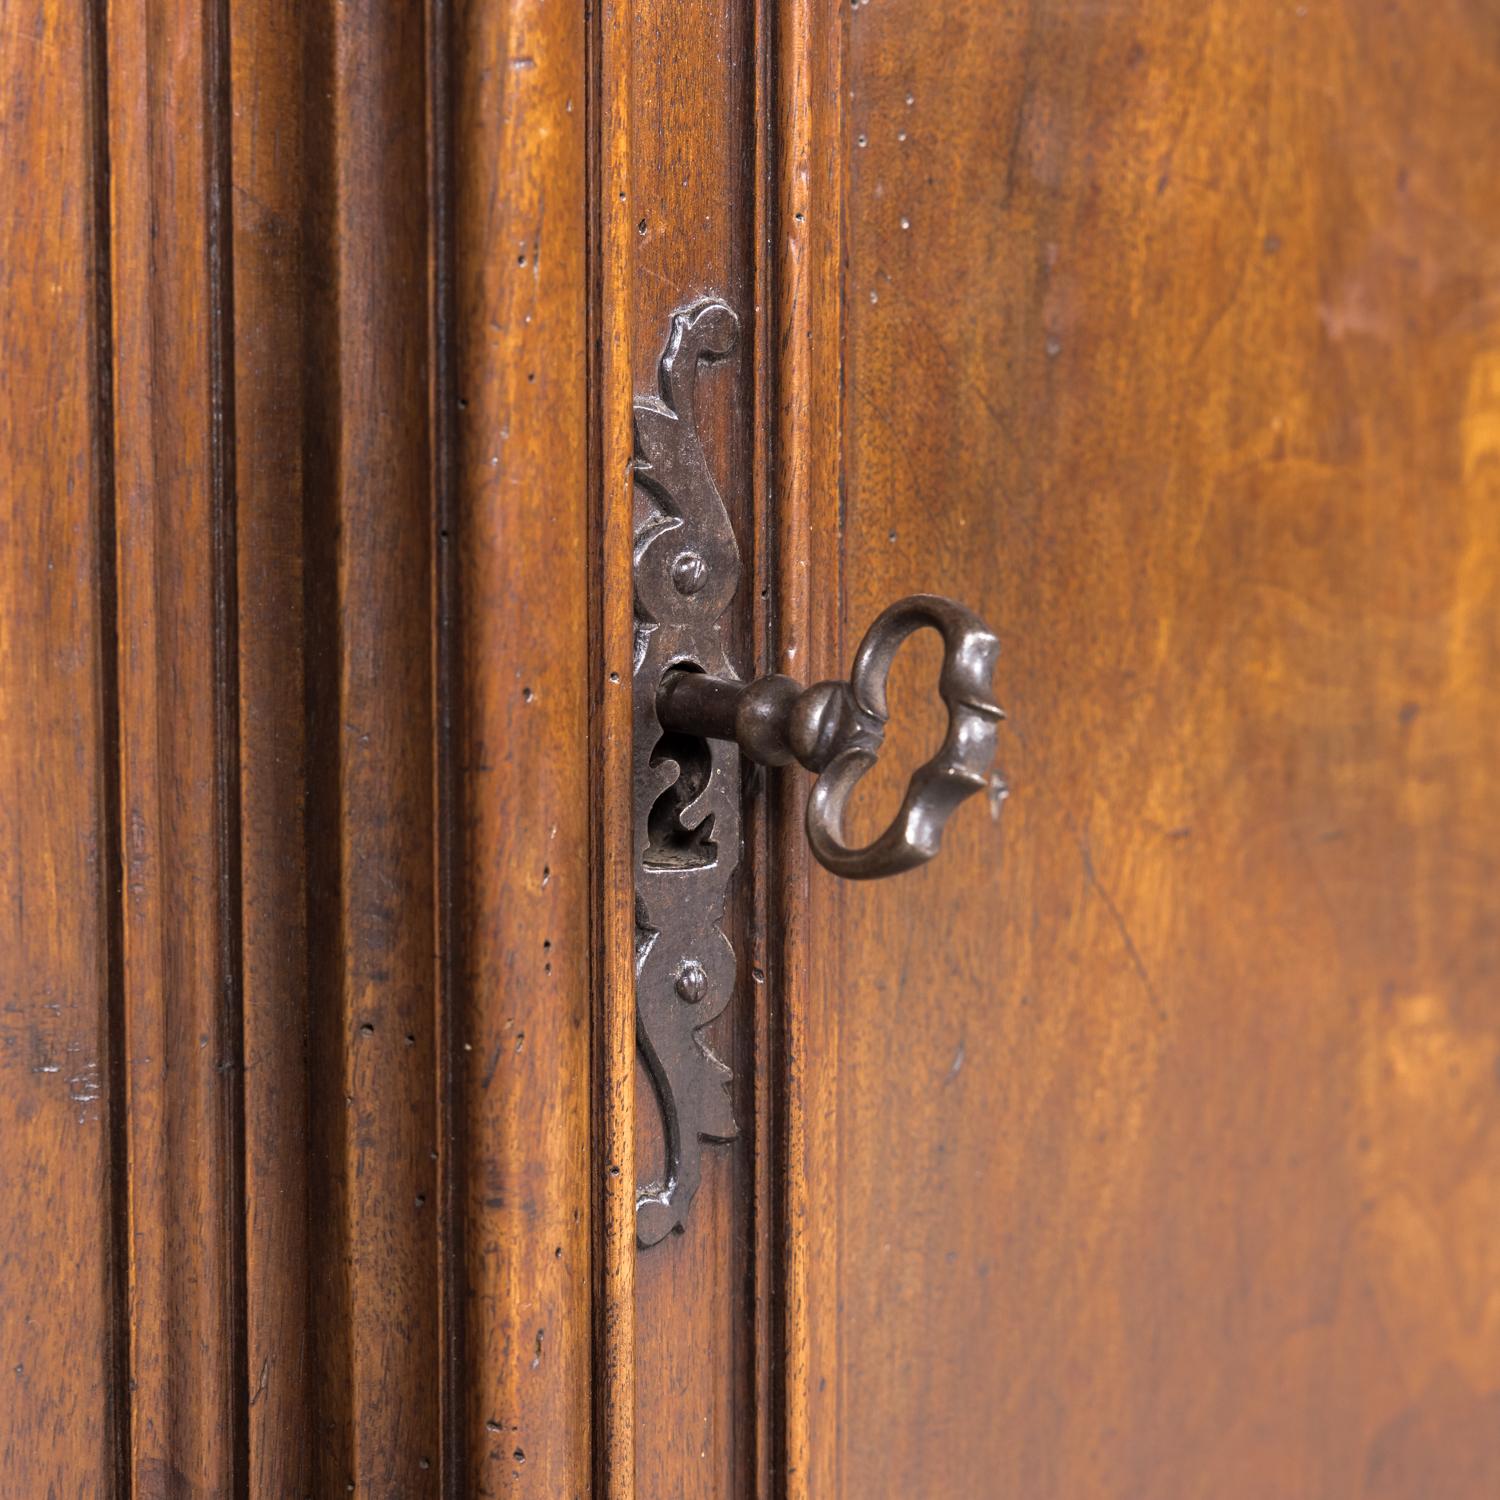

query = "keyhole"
[644,730,719,870]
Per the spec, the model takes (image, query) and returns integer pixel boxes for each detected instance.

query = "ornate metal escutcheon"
[632,299,743,1248]
[632,298,1005,1245]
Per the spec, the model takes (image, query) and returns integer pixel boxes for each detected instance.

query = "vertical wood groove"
[84,0,132,1490]
[14,1,594,1491]
[426,0,464,1489]
[203,2,250,1491]
[749,0,778,1492]
[230,0,315,1485]
[299,3,443,1489]
[107,0,251,1486]
[589,0,637,1490]
[298,0,350,1465]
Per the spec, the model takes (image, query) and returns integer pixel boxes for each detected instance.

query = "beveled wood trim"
[449,0,594,1493]
[772,2,848,1497]
[107,0,248,1488]
[589,0,639,1494]
[299,2,444,1489]
[229,0,315,1487]
[0,4,126,1492]
[428,1,462,1489]
[749,3,778,1493]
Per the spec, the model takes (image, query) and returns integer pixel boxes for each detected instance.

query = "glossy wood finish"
[771,5,846,1498]
[0,6,121,1494]
[591,0,639,1487]
[799,1,1500,1495]
[452,0,593,1492]
[229,0,314,1490]
[302,3,444,1491]
[4,1,601,1492]
[7,1,1498,1496]
[107,1,247,1487]
[230,0,313,1490]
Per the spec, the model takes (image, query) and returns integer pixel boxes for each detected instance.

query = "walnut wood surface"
[592,0,640,1492]
[230,0,314,1491]
[301,3,444,1492]
[0,6,120,1495]
[798,2,1500,1496]
[771,6,847,1499]
[107,0,249,1488]
[5,2,1498,1496]
[452,0,593,1493]
[4,2,599,1493]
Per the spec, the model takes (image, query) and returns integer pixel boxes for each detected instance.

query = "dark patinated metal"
[632,298,742,1248]
[659,594,1004,879]
[632,301,1004,1244]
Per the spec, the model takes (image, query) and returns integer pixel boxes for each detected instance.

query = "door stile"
[589,0,640,1495]
[770,3,849,1497]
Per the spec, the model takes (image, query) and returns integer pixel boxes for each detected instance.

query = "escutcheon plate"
[631,298,742,1247]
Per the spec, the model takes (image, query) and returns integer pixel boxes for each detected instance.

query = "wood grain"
[801,1,1500,1495]
[771,4,847,1499]
[107,0,246,1488]
[451,0,593,1493]
[10,0,600,1491]
[302,1,442,1491]
[0,4,122,1493]
[591,0,638,1491]
[229,0,313,1488]
[10,3,1495,1495]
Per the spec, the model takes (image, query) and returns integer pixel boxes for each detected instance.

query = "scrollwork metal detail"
[631,298,741,1247]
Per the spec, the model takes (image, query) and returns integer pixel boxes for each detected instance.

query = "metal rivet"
[674,960,708,1004]
[672,551,708,595]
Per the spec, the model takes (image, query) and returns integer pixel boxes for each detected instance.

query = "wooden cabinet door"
[3,3,1498,1498]
[788,6,1500,1496]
